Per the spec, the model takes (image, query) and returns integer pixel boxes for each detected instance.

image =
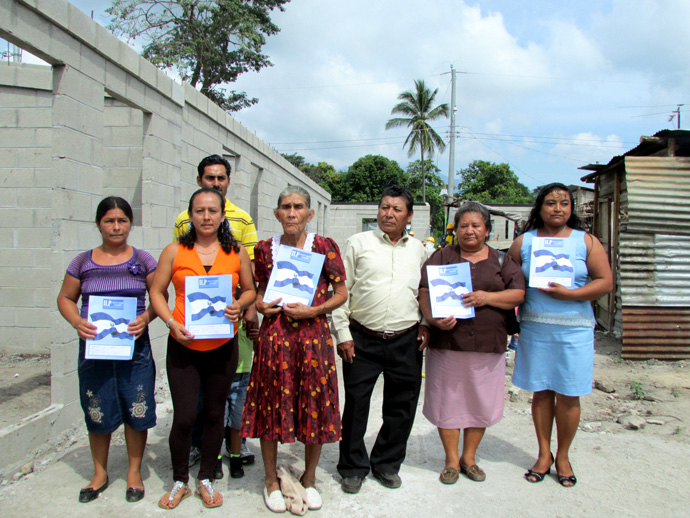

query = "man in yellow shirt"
[173,155,258,252]
[173,154,258,479]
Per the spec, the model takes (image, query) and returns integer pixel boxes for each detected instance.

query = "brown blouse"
[419,245,525,354]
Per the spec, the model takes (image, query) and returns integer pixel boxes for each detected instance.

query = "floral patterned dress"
[241,234,345,445]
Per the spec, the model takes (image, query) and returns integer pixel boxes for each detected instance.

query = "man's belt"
[349,319,417,340]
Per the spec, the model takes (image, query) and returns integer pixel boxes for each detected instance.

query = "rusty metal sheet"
[622,156,690,236]
[618,233,690,306]
[621,307,690,359]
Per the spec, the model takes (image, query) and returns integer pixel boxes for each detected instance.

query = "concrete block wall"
[0,63,54,356]
[328,203,431,251]
[0,0,337,471]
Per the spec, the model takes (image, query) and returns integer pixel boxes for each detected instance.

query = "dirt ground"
[1,332,689,517]
[0,353,50,430]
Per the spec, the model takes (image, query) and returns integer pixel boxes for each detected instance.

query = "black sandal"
[524,453,553,484]
[525,467,551,483]
[557,461,577,487]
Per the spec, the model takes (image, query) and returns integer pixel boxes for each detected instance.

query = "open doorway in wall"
[103,97,144,225]
[0,47,53,430]
[362,218,377,232]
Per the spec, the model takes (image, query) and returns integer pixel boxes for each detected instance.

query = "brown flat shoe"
[460,462,486,482]
[439,467,459,485]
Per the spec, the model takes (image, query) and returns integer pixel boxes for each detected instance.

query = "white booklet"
[86,296,137,360]
[264,245,325,307]
[426,262,475,319]
[184,275,234,339]
[529,237,576,288]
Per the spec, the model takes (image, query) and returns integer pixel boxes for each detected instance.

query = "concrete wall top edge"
[15,0,184,109]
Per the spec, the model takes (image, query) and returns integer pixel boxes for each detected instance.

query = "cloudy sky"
[47,1,690,188]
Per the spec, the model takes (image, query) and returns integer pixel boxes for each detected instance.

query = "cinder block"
[35,0,69,29]
[0,188,16,207]
[16,227,51,249]
[79,47,106,84]
[109,125,144,148]
[129,147,143,166]
[77,164,104,194]
[118,40,140,77]
[0,307,15,326]
[0,285,35,305]
[53,189,93,220]
[139,59,157,89]
[105,167,140,190]
[52,129,94,164]
[0,326,35,352]
[53,66,102,108]
[0,127,37,148]
[49,25,81,68]
[104,105,132,127]
[104,60,127,98]
[15,64,53,91]
[50,370,79,407]
[124,74,146,109]
[50,341,78,376]
[33,286,53,307]
[17,107,52,128]
[0,108,19,128]
[0,65,18,88]
[157,69,174,101]
[16,306,51,328]
[17,187,51,209]
[95,24,121,67]
[0,208,34,229]
[12,6,54,63]
[102,147,131,169]
[33,208,52,228]
[66,3,97,48]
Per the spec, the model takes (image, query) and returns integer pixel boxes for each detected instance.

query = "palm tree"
[385,79,449,203]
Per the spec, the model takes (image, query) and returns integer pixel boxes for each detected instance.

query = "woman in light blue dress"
[508,183,612,487]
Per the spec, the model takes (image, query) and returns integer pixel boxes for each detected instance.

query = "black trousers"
[166,336,238,483]
[337,325,423,478]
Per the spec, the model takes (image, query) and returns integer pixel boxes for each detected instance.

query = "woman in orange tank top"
[151,188,256,509]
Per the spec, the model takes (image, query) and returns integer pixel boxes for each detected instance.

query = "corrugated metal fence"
[619,157,690,358]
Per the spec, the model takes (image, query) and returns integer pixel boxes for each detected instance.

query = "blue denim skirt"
[78,329,157,434]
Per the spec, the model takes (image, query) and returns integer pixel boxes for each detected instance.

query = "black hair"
[95,196,134,225]
[379,185,414,214]
[524,183,584,232]
[197,154,232,178]
[179,188,239,254]
[454,201,491,231]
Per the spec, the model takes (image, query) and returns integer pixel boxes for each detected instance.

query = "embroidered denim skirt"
[78,329,157,434]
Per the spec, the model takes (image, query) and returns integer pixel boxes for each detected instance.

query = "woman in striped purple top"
[57,197,159,504]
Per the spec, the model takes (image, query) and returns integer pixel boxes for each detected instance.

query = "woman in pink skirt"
[419,202,525,484]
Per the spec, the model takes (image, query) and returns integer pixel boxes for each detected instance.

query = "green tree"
[302,161,336,187]
[107,0,290,112]
[281,154,337,189]
[281,153,306,169]
[404,160,444,236]
[385,79,449,203]
[456,160,533,204]
[327,155,405,202]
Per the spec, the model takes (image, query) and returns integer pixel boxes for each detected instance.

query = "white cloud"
[36,0,690,189]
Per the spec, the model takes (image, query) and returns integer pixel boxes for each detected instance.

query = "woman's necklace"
[195,243,220,255]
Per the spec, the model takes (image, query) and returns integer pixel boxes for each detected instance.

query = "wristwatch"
[165,318,175,329]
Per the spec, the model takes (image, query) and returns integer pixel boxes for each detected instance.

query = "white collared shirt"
[332,228,427,344]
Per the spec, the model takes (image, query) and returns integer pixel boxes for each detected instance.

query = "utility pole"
[670,104,683,129]
[448,65,457,198]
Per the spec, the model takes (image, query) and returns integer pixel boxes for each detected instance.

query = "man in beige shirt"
[333,185,429,494]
